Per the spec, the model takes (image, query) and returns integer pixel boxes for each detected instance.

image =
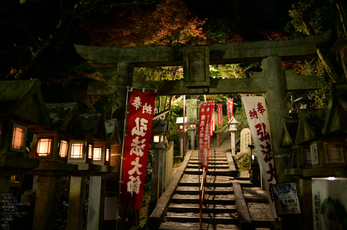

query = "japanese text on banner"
[227,98,233,120]
[198,102,212,168]
[242,96,277,218]
[121,90,156,210]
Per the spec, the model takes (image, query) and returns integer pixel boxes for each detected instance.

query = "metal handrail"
[217,125,229,147]
[199,149,210,230]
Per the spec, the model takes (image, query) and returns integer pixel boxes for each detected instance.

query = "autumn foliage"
[84,0,207,47]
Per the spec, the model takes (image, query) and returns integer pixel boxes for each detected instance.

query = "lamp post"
[176,117,189,157]
[29,102,87,230]
[148,120,169,215]
[228,117,238,155]
[188,118,197,150]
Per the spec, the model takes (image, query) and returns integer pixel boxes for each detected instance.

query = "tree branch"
[18,0,150,80]
[332,0,347,36]
[302,17,343,83]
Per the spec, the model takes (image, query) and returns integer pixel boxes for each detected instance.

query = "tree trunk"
[302,18,344,83]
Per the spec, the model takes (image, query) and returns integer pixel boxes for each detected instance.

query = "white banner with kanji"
[121,90,156,210]
[242,96,277,218]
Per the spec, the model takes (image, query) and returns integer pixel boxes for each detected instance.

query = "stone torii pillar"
[75,31,332,184]
[250,56,292,183]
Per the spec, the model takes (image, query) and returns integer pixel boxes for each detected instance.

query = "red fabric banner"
[212,103,215,132]
[198,102,212,168]
[218,104,223,126]
[227,98,234,120]
[121,90,156,210]
[210,102,214,136]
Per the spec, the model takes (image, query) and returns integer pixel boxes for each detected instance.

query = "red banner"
[227,98,234,120]
[212,103,215,132]
[121,90,156,210]
[198,102,212,168]
[209,102,213,136]
[218,104,223,126]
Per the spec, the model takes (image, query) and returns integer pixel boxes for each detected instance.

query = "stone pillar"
[262,56,291,183]
[159,149,165,196]
[87,176,103,230]
[67,176,87,230]
[0,176,11,193]
[112,62,134,127]
[148,150,160,215]
[190,131,196,150]
[230,131,236,155]
[186,99,197,150]
[32,176,58,230]
[299,178,313,230]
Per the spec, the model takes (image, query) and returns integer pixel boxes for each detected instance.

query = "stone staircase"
[159,150,241,229]
[149,149,276,230]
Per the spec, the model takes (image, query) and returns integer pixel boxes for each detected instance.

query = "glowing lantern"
[11,124,27,152]
[93,147,102,161]
[36,138,52,157]
[59,140,69,158]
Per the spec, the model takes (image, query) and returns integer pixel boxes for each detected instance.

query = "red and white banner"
[217,104,223,126]
[121,90,156,210]
[242,96,277,218]
[210,102,215,136]
[227,98,233,120]
[198,102,212,168]
[212,103,215,132]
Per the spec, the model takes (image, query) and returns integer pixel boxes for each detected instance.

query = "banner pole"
[117,86,132,230]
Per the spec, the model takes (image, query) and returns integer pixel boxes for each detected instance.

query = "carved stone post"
[112,62,134,126]
[262,56,292,183]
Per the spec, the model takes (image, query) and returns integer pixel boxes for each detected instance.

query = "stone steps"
[155,149,274,230]
[168,203,237,213]
[160,150,240,228]
[159,222,241,230]
[164,213,239,224]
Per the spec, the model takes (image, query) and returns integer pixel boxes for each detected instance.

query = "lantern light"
[88,144,93,159]
[71,143,83,159]
[36,138,52,157]
[153,134,161,143]
[11,124,26,152]
[59,140,69,158]
[106,148,110,162]
[11,175,16,182]
[93,147,102,161]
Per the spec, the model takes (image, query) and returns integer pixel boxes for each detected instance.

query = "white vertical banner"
[242,96,277,218]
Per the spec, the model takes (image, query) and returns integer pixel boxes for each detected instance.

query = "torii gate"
[75,31,331,183]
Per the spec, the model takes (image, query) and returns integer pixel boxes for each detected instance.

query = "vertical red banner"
[218,104,223,126]
[227,98,234,120]
[212,103,215,132]
[121,90,156,210]
[210,102,215,136]
[198,102,212,168]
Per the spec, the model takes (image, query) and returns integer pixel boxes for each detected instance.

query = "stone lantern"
[29,102,86,230]
[228,116,238,155]
[0,79,51,193]
[30,103,85,163]
[148,120,170,215]
[188,118,197,150]
[72,113,112,230]
[67,113,108,166]
[176,117,189,157]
